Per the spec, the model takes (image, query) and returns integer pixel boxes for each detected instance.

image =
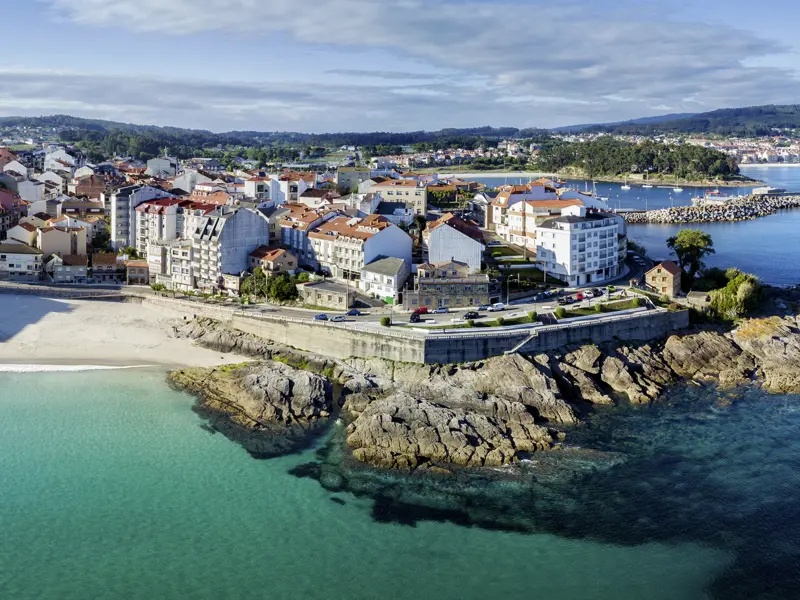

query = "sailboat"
[621,177,631,191]
[673,161,684,192]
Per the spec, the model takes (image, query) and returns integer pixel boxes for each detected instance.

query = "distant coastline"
[437,171,760,188]
[741,163,800,168]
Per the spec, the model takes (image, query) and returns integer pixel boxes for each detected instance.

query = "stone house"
[646,261,682,298]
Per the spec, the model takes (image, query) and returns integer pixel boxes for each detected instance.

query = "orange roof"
[308,215,392,242]
[249,245,289,261]
[426,213,483,244]
[372,179,421,188]
[649,261,682,276]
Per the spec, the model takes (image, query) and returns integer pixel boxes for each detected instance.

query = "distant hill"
[551,113,697,133]
[578,105,800,136]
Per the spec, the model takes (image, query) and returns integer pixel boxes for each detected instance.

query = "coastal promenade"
[622,194,800,225]
[0,282,688,364]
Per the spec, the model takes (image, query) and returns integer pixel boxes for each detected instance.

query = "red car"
[414,306,429,315]
[575,292,585,301]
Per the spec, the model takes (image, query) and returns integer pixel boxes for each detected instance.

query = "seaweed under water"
[288,384,800,599]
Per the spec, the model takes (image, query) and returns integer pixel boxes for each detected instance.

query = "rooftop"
[362,256,406,277]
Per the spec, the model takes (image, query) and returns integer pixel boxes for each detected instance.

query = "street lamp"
[506,272,521,303]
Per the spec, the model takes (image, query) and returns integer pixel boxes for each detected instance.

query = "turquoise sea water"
[0,370,739,600]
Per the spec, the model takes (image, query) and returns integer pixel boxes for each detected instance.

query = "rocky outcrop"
[345,393,553,470]
[732,316,800,393]
[171,313,800,471]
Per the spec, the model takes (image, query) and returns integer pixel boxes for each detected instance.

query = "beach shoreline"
[0,295,247,368]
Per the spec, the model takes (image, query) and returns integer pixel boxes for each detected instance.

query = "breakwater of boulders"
[622,195,800,224]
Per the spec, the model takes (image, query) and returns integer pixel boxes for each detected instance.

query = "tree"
[413,214,427,246]
[380,316,391,327]
[118,246,139,259]
[267,273,298,302]
[555,307,567,319]
[666,230,715,289]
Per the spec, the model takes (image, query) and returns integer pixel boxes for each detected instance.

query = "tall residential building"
[110,185,174,249]
[534,206,627,286]
[278,204,337,268]
[192,207,270,291]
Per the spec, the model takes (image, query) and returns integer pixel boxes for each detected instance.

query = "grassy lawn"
[8,144,35,151]
[505,267,565,286]
[488,246,521,258]
[416,314,537,330]
[564,298,643,317]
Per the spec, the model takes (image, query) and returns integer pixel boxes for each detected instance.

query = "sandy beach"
[0,295,246,367]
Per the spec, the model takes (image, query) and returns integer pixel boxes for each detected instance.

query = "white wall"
[427,225,483,273]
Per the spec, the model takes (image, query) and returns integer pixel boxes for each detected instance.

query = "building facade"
[646,261,682,298]
[403,260,490,311]
[423,213,484,273]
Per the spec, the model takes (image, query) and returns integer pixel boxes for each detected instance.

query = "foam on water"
[0,364,155,373]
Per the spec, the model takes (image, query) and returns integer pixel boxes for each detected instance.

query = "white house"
[359,256,410,302]
[146,156,179,178]
[0,242,42,280]
[17,180,46,204]
[2,160,30,178]
[173,169,212,193]
[307,214,412,280]
[73,166,95,179]
[36,171,66,193]
[423,213,485,273]
[243,176,280,202]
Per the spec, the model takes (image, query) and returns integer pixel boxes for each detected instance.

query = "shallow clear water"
[0,370,736,600]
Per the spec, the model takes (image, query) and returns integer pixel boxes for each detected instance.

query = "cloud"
[20,1,800,130]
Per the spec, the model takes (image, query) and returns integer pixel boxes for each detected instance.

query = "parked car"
[564,296,575,304]
[432,307,450,314]
[477,304,491,311]
[330,315,346,322]
[575,292,585,301]
[409,313,422,323]
[313,314,328,321]
[346,309,361,316]
[591,288,602,297]
[488,303,506,312]
[413,306,429,315]
[557,298,568,306]
[464,311,480,320]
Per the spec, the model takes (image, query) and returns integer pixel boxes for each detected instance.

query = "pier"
[621,195,800,225]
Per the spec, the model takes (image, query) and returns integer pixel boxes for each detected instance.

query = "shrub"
[660,294,671,305]
[495,317,506,327]
[555,307,567,319]
[594,303,604,313]
[466,319,475,328]
[380,316,391,327]
[632,297,643,308]
[150,283,166,292]
[296,271,310,283]
[607,285,617,293]
[528,311,538,322]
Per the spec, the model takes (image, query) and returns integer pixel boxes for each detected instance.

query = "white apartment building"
[134,198,185,256]
[148,239,195,291]
[243,176,280,202]
[534,206,627,286]
[307,214,412,280]
[17,180,45,203]
[192,207,270,291]
[110,185,174,249]
[273,173,314,204]
[44,149,76,174]
[36,171,66,193]
[173,170,212,194]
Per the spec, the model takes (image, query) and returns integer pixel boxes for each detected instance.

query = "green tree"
[380,316,391,327]
[666,230,715,289]
[555,307,567,319]
[267,273,298,302]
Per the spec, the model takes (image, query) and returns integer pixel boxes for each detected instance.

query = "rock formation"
[171,314,800,471]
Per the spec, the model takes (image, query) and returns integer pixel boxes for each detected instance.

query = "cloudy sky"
[2,0,799,132]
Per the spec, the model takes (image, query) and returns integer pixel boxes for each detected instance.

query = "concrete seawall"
[0,283,689,364]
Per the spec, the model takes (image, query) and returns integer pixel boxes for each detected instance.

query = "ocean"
[473,166,800,286]
[2,368,800,599]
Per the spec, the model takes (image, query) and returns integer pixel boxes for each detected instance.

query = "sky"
[1,0,799,133]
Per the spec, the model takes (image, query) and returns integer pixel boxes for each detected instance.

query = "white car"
[488,303,506,312]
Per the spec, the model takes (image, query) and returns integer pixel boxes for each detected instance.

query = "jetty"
[622,195,800,225]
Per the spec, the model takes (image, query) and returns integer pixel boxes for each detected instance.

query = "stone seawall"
[423,310,690,363]
[623,195,800,224]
